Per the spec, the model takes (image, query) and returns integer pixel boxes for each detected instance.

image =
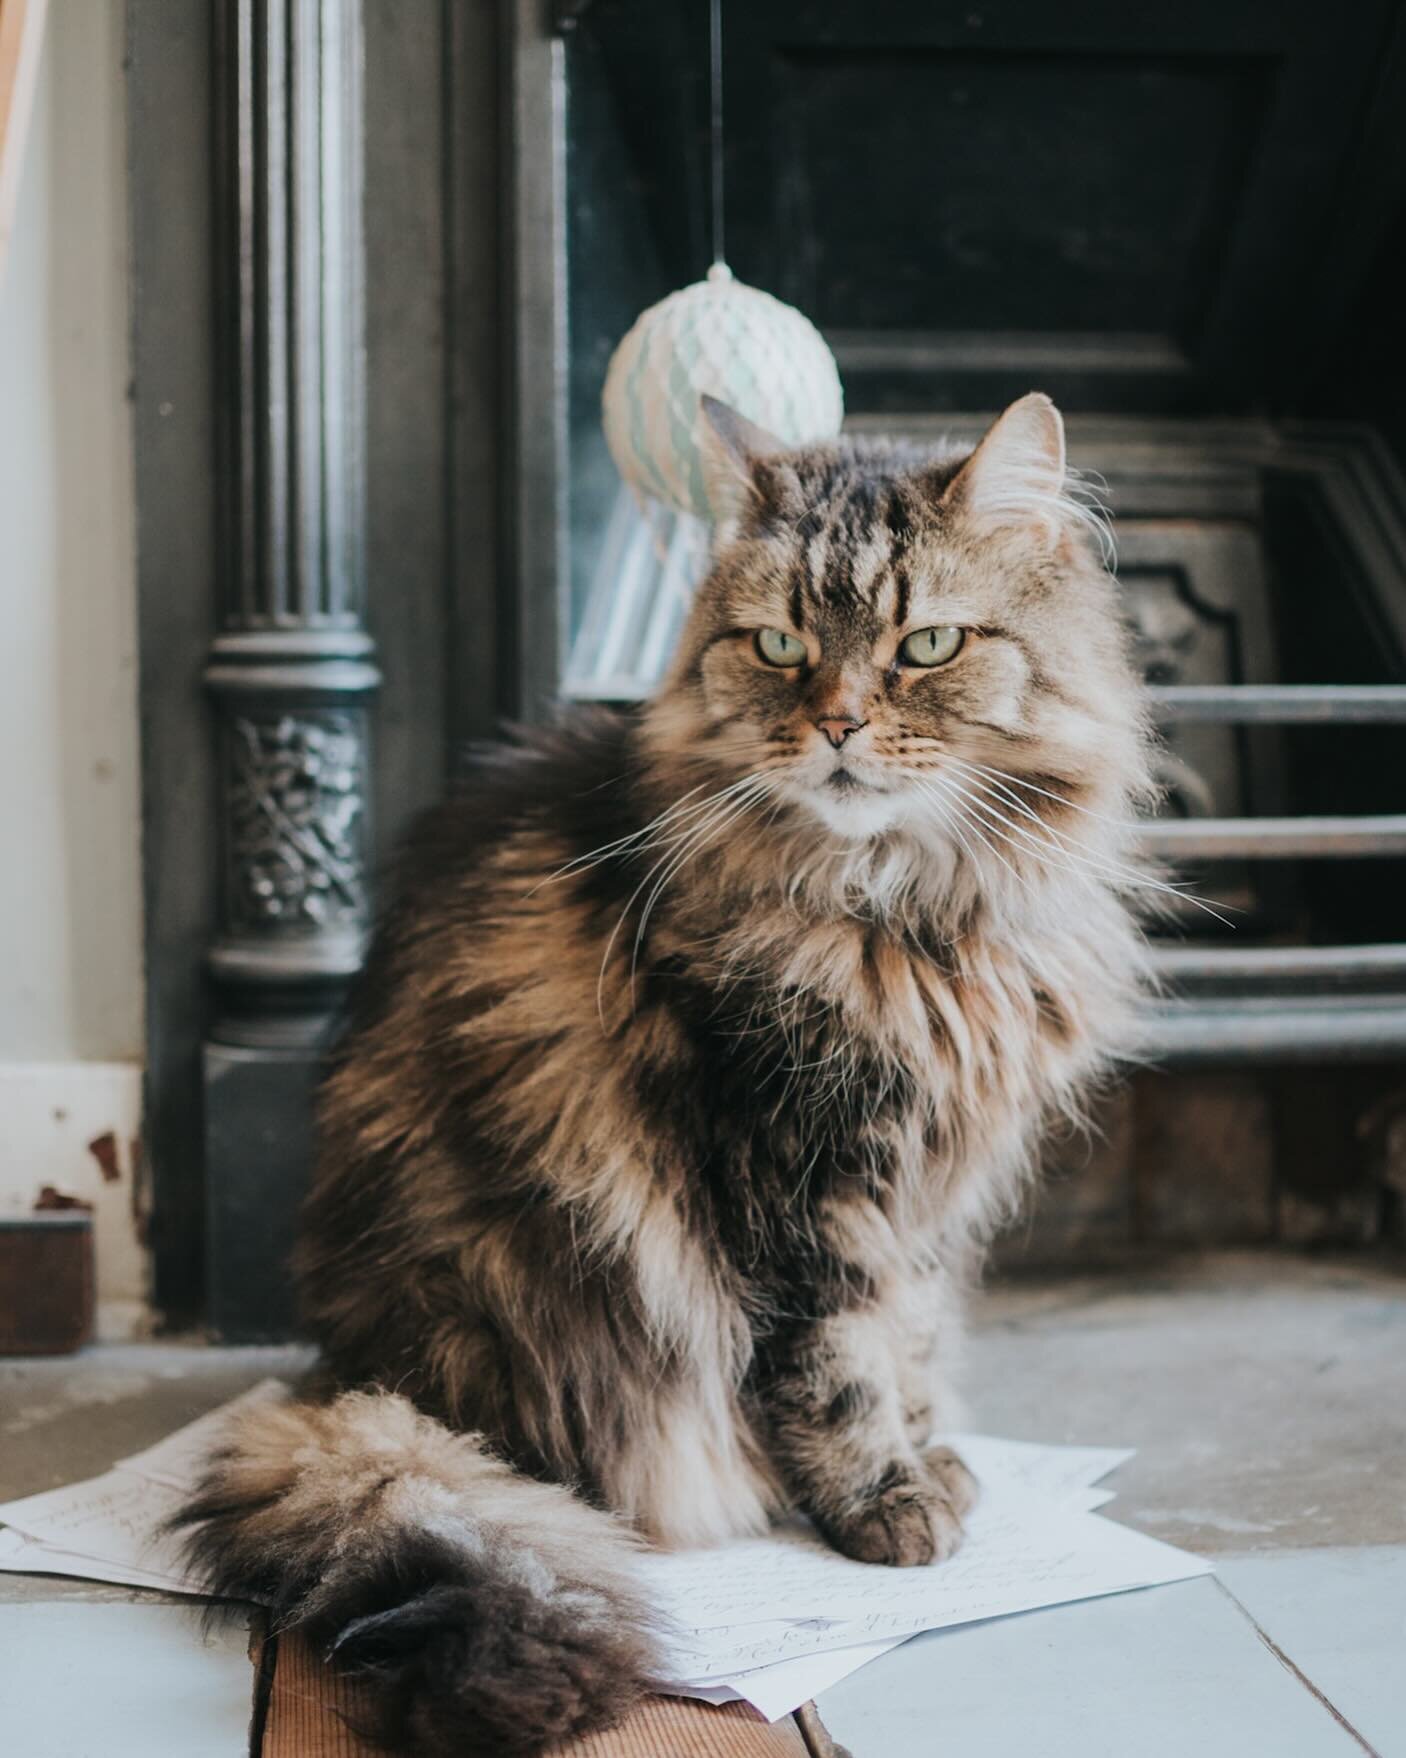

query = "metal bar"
[1138,815,1406,859]
[1152,942,1406,983]
[1140,1000,1406,1065]
[1149,684,1406,722]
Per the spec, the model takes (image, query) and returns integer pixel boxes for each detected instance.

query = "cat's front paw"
[820,1473,965,1568]
[921,1443,979,1518]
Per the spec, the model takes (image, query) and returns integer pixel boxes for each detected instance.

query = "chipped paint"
[87,1131,122,1183]
[0,1064,148,1337]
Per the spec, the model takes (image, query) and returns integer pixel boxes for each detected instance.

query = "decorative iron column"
[204,0,375,1336]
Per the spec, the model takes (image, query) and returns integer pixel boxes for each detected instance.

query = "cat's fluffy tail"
[170,1389,659,1756]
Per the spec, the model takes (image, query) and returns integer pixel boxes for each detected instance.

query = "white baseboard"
[0,1061,151,1339]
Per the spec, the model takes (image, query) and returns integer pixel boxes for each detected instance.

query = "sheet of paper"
[0,1468,197,1586]
[672,1475,1127,1721]
[947,1432,1134,1502]
[644,1482,1209,1679]
[638,1433,1140,1640]
[665,1442,1131,1718]
[0,1525,197,1595]
[676,1635,906,1719]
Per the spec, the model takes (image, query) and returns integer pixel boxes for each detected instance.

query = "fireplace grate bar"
[1140,998,1406,1064]
[1150,684,1406,722]
[1138,815,1406,860]
[1152,942,1406,988]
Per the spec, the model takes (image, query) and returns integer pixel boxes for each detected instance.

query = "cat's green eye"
[755,627,807,668]
[899,625,965,668]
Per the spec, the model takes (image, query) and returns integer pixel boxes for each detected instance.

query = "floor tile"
[816,1576,1362,1758]
[967,1253,1406,1552]
[1219,1547,1406,1757]
[0,1601,252,1757]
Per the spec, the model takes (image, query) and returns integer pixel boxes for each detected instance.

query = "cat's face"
[649,394,1145,842]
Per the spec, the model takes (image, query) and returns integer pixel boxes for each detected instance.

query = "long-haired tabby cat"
[175,393,1153,1755]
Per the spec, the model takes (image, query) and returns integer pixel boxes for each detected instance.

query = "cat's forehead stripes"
[773,471,919,630]
[890,556,911,629]
[732,429,1077,638]
[787,570,806,632]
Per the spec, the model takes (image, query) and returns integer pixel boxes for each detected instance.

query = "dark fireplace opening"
[557,1,1406,1265]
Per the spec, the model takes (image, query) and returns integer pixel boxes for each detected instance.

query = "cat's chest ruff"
[793,915,1090,1126]
[701,916,1044,1099]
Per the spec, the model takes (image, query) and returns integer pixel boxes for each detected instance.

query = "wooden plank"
[0,0,47,286]
[259,1629,375,1758]
[260,1629,814,1758]
[556,1694,811,1757]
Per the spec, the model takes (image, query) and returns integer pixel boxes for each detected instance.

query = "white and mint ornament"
[601,262,844,522]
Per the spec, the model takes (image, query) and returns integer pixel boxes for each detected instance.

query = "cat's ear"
[698,395,786,531]
[939,393,1068,545]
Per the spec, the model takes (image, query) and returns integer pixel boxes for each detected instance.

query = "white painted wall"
[0,0,147,1331]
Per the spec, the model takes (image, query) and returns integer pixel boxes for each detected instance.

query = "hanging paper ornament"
[601,261,844,523]
[599,0,843,523]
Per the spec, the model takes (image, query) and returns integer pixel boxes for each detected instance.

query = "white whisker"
[595,795,751,1026]
[629,780,774,993]
[915,778,1043,901]
[942,755,1236,923]
[955,758,1141,833]
[594,775,775,1026]
[921,766,1235,927]
[934,772,1127,893]
[533,775,762,895]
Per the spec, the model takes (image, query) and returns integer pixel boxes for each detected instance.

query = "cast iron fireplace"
[127,1,1406,1335]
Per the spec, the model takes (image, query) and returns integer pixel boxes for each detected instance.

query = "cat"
[173,393,1154,1756]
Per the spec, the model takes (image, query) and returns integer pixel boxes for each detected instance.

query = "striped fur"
[174,395,1153,1755]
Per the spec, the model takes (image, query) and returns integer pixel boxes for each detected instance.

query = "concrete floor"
[2,1251,1404,1753]
[967,1250,1406,1554]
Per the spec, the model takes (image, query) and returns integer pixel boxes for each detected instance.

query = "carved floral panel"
[227,714,367,929]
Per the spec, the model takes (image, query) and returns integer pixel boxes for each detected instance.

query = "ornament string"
[709,0,725,269]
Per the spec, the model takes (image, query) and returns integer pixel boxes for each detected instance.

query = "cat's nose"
[816,715,867,750]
